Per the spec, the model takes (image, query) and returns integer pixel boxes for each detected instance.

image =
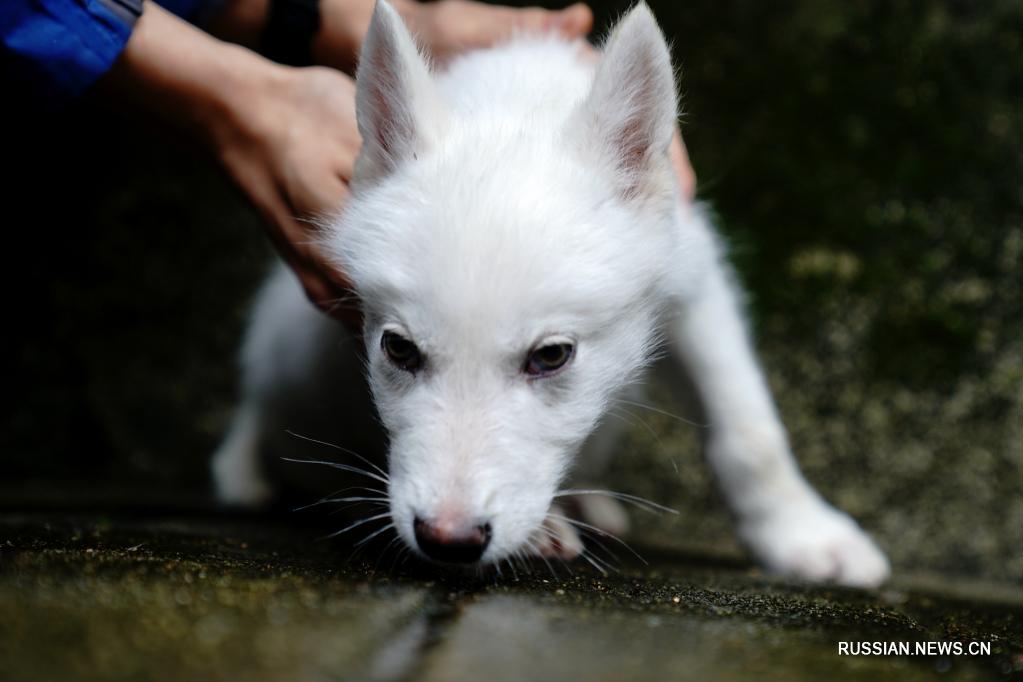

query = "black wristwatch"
[261,0,322,67]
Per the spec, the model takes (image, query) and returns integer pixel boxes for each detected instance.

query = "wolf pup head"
[324,1,689,565]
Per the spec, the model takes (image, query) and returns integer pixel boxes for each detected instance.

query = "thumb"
[502,3,593,40]
[544,3,594,39]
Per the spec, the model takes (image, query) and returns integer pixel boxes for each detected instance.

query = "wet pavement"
[2,509,1020,681]
[3,0,1023,679]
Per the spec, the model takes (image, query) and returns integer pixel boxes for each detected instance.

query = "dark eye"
[525,342,575,377]
[382,331,422,372]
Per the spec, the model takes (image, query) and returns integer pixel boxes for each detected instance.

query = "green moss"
[3,0,1022,655]
[3,514,1020,680]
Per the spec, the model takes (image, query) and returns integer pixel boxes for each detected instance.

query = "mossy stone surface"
[2,0,1022,678]
[3,513,1020,681]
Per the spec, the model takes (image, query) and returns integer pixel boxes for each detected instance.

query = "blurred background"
[2,0,1021,584]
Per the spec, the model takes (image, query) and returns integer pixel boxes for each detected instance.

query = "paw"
[739,500,890,588]
[528,504,584,560]
[211,441,274,507]
[571,495,630,537]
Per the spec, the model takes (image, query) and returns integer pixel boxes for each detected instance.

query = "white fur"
[213,1,889,587]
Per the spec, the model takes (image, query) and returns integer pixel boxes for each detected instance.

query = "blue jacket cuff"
[1,0,143,107]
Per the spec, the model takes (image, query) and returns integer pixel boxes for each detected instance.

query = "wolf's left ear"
[355,0,445,183]
[574,3,677,197]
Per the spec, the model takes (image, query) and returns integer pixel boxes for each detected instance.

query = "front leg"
[671,251,890,587]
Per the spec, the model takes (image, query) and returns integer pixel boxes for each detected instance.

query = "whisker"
[389,545,412,574]
[355,522,396,548]
[527,539,560,580]
[281,457,390,487]
[321,511,392,540]
[512,548,525,574]
[380,535,402,554]
[320,496,390,505]
[327,500,391,516]
[605,409,637,428]
[318,297,362,314]
[572,529,622,568]
[519,548,534,573]
[554,489,679,515]
[336,485,389,497]
[576,549,610,576]
[523,551,536,574]
[506,556,519,581]
[524,538,558,580]
[613,406,683,475]
[581,547,619,574]
[284,430,390,480]
[293,495,390,512]
[533,526,575,576]
[345,522,395,566]
[374,535,404,574]
[539,521,619,574]
[615,399,707,428]
[296,484,388,509]
[546,513,648,565]
[611,406,662,444]
[552,550,573,576]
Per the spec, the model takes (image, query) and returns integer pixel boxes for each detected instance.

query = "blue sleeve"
[1,0,213,109]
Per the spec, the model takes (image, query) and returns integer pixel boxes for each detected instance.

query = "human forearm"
[96,1,359,319]
[312,0,417,71]
[204,0,416,72]
[203,0,592,74]
[98,2,284,148]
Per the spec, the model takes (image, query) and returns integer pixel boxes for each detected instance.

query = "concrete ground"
[2,509,1021,681]
[3,0,1022,679]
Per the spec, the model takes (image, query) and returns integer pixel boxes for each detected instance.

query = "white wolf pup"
[213,1,890,586]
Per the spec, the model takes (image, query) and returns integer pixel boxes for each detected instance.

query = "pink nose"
[413,517,492,564]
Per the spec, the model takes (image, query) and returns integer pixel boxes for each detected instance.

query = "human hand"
[205,3,691,328]
[101,4,362,323]
[397,0,594,64]
[208,0,594,72]
[670,128,697,202]
[210,64,362,322]
[104,1,689,329]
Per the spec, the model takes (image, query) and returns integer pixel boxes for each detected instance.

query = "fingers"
[284,195,363,327]
[249,169,360,326]
[276,187,358,303]
[507,3,593,39]
[669,128,697,201]
[214,63,363,328]
[425,1,594,59]
[547,3,594,38]
[288,166,349,223]
[284,226,364,328]
[297,260,363,329]
[576,40,599,63]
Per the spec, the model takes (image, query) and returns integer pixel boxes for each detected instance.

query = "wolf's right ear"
[355,0,444,183]
[572,3,677,199]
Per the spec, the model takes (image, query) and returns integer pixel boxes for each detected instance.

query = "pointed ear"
[355,0,444,183]
[575,3,677,197]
